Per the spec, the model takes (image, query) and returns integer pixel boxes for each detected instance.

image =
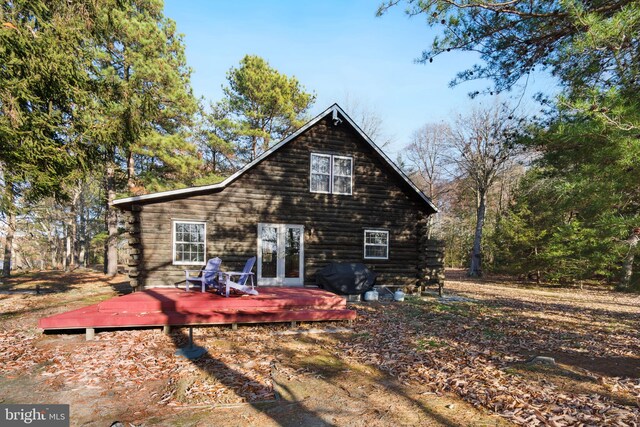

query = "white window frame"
[172,220,207,266]
[364,229,389,260]
[309,153,353,195]
[309,153,332,194]
[332,155,353,195]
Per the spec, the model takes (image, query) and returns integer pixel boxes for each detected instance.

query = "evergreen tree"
[214,55,316,162]
[377,1,638,99]
[0,1,95,275]
[89,0,198,275]
[196,103,239,174]
[535,104,639,286]
[381,0,640,285]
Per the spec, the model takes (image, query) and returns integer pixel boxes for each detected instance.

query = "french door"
[257,223,304,286]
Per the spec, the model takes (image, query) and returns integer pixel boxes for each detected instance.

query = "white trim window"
[173,221,206,265]
[310,153,353,195]
[332,155,353,195]
[364,230,389,260]
[310,153,331,193]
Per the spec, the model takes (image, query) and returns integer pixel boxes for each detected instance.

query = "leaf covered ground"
[0,270,638,426]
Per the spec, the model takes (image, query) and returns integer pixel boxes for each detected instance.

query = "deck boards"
[38,287,356,330]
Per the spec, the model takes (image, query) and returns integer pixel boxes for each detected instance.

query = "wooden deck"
[38,287,356,333]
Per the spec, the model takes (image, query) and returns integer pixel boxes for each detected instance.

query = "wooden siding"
[126,116,432,288]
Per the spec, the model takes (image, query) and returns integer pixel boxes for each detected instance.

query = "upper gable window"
[310,153,353,195]
[310,153,331,193]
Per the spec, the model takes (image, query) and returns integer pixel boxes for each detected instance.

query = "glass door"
[257,224,304,286]
[258,224,278,285]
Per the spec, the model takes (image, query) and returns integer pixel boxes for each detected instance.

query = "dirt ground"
[0,269,638,426]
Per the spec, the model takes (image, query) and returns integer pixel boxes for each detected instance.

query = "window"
[310,153,331,193]
[364,230,389,260]
[310,153,352,195]
[173,221,206,265]
[332,155,353,195]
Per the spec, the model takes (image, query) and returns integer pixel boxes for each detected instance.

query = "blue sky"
[164,0,558,156]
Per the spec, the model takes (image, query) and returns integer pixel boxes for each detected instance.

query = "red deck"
[38,287,356,330]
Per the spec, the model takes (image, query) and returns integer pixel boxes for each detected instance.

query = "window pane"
[311,173,330,192]
[333,176,351,194]
[333,157,352,176]
[285,227,301,278]
[311,155,330,174]
[175,243,184,262]
[365,245,387,258]
[192,244,204,263]
[261,226,278,278]
[366,232,387,244]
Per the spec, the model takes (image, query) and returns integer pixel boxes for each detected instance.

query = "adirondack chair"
[184,257,222,292]
[219,256,258,297]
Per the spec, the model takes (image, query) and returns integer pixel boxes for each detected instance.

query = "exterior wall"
[124,116,433,289]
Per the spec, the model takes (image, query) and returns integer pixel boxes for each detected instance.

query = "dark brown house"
[113,104,437,290]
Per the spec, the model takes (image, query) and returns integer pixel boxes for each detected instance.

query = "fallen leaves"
[0,328,276,407]
[1,272,639,425]
[338,280,640,426]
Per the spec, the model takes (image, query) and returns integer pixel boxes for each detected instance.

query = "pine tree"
[381,0,640,285]
[0,1,95,276]
[88,0,198,275]
[214,55,316,162]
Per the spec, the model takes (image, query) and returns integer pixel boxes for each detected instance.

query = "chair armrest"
[185,270,206,281]
[220,271,255,277]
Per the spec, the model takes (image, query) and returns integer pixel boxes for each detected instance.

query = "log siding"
[119,112,435,289]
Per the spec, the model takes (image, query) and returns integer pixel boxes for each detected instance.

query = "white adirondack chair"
[184,257,222,292]
[219,256,258,297]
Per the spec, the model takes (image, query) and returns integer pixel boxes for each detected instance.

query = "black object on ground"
[315,263,377,295]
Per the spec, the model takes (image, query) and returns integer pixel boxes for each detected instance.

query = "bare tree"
[405,123,451,237]
[341,94,394,147]
[448,103,520,277]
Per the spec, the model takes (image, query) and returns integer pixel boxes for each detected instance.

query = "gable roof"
[113,103,437,212]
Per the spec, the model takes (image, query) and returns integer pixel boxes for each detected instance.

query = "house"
[113,104,438,290]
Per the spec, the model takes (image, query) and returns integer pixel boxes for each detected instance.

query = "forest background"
[1,0,638,289]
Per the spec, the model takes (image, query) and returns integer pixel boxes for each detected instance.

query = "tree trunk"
[2,211,15,277]
[425,215,434,240]
[62,222,69,271]
[251,137,258,161]
[78,183,87,267]
[619,227,640,290]
[2,182,16,277]
[69,186,80,269]
[49,235,56,270]
[469,191,487,277]
[127,149,136,190]
[105,161,119,276]
[64,227,71,272]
